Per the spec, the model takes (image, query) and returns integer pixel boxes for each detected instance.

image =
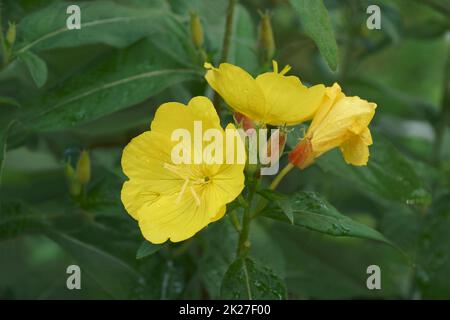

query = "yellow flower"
[121,96,245,244]
[204,61,325,126]
[289,83,377,168]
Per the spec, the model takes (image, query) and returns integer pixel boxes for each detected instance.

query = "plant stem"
[229,209,242,232]
[237,194,248,208]
[236,182,255,258]
[269,162,294,190]
[251,163,295,220]
[220,0,237,63]
[212,0,237,111]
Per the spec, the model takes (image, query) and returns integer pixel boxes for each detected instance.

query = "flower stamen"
[272,60,291,75]
[176,179,189,203]
[190,186,201,206]
[163,163,189,180]
[164,162,206,205]
[280,64,291,75]
[272,60,278,73]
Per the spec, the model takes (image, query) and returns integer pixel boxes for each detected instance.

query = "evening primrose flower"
[204,61,325,126]
[289,83,377,168]
[121,96,245,244]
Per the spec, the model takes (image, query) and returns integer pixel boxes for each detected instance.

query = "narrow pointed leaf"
[19,51,48,87]
[290,0,339,70]
[261,190,395,247]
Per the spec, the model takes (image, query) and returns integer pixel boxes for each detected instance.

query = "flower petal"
[340,129,372,166]
[204,63,266,121]
[210,205,226,222]
[137,190,225,244]
[121,131,183,194]
[311,96,376,157]
[121,180,160,219]
[307,83,342,135]
[255,72,325,125]
[151,96,221,136]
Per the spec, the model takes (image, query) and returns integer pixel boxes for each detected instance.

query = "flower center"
[163,163,209,206]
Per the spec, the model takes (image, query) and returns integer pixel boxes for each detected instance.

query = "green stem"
[251,163,295,219]
[229,209,242,232]
[220,0,237,63]
[212,0,237,111]
[269,163,294,190]
[236,182,255,258]
[237,194,248,208]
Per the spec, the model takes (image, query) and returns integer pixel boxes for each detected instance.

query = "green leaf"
[18,51,48,87]
[46,230,143,299]
[271,221,410,299]
[220,257,286,300]
[290,0,339,70]
[250,222,286,279]
[197,219,237,299]
[0,201,48,240]
[354,39,448,110]
[0,97,21,108]
[136,241,165,259]
[15,0,169,54]
[23,39,200,132]
[258,189,294,224]
[261,190,395,246]
[317,134,432,206]
[229,5,258,73]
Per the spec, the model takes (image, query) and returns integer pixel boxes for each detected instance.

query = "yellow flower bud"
[6,22,16,46]
[258,11,275,62]
[190,12,204,48]
[76,150,91,185]
[65,162,75,180]
[65,162,82,196]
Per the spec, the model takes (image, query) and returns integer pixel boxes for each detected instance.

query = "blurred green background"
[0,0,449,299]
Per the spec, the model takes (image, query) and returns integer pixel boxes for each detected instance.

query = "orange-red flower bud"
[288,138,314,169]
[234,112,255,131]
[267,129,287,159]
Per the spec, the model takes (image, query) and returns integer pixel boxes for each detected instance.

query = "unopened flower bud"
[6,22,16,46]
[258,11,275,63]
[288,138,314,169]
[267,129,287,160]
[65,162,75,180]
[190,12,204,48]
[234,112,255,132]
[76,150,91,185]
[65,162,82,196]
